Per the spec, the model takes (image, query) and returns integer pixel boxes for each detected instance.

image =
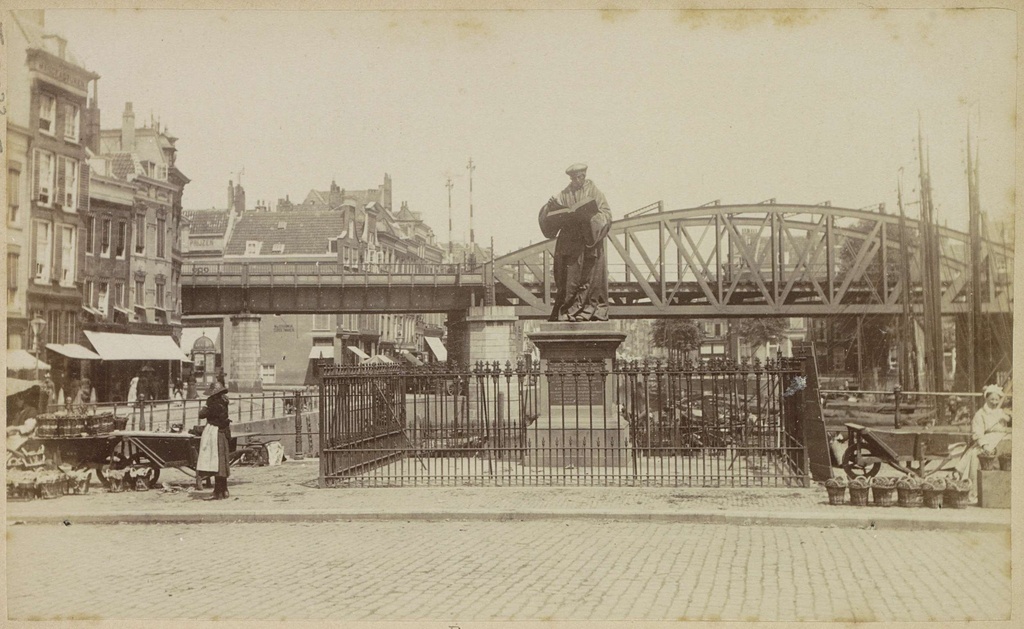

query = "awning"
[82,305,103,317]
[424,336,448,362]
[6,377,40,397]
[180,327,222,352]
[6,349,50,371]
[364,354,395,365]
[308,345,335,360]
[46,343,102,360]
[83,330,191,361]
[400,350,423,366]
[113,306,133,317]
[347,346,370,360]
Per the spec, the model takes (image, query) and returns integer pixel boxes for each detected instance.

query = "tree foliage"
[651,319,704,356]
[729,318,787,349]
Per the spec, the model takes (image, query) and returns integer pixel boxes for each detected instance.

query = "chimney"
[228,180,234,210]
[121,102,135,151]
[235,183,246,213]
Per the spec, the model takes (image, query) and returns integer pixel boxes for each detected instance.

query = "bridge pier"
[229,313,263,393]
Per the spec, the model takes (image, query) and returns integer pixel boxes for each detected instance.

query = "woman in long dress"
[955,384,1011,502]
[197,384,232,500]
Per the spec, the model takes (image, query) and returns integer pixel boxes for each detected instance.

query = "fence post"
[292,391,304,458]
[893,385,902,429]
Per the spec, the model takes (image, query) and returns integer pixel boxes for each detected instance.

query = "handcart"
[109,431,203,488]
[30,435,122,475]
[841,422,970,479]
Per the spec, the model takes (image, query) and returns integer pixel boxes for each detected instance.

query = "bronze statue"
[539,163,612,321]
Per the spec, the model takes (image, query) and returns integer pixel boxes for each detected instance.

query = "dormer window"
[272,243,285,254]
[277,221,287,230]
[245,240,262,255]
[38,94,56,135]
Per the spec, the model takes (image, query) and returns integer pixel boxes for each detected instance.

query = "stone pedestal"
[526,322,627,468]
[229,313,262,392]
[447,306,520,424]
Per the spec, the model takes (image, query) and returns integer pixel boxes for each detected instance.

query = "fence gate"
[319,357,810,488]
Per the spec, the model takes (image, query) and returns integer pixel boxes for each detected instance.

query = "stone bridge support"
[229,313,263,393]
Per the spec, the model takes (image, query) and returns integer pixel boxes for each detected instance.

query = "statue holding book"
[539,163,612,322]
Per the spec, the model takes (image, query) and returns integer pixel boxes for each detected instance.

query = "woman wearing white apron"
[197,384,232,500]
[955,384,1011,503]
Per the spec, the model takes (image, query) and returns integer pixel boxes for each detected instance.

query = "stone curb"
[7,508,1010,531]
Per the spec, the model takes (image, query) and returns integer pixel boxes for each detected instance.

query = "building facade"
[6,11,99,355]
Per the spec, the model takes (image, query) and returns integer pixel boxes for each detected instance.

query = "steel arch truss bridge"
[492,203,1013,319]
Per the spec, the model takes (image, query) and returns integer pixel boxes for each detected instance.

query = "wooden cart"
[841,422,970,478]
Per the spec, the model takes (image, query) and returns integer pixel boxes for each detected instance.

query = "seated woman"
[955,384,1011,503]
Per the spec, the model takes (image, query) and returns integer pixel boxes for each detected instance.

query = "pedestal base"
[526,427,627,468]
[979,470,1011,509]
[526,322,628,468]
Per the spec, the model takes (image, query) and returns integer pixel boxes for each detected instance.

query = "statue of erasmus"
[538,163,612,322]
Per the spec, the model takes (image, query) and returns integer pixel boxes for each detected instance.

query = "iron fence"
[320,356,809,487]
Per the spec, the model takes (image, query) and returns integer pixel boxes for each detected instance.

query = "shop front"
[81,331,191,403]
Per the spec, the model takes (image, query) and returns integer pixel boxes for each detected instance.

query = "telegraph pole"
[445,177,454,257]
[467,157,476,250]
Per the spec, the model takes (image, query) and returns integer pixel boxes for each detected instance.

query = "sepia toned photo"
[3,2,1017,625]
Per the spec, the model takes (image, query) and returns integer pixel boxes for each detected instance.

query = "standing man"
[539,163,612,321]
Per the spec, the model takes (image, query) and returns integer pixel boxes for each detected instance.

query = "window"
[97,282,109,316]
[63,103,80,142]
[101,219,111,256]
[135,215,145,254]
[84,280,94,308]
[155,280,165,309]
[33,220,52,283]
[134,279,145,306]
[115,221,127,258]
[260,364,276,385]
[713,323,722,337]
[38,94,56,135]
[112,282,123,308]
[271,243,285,253]
[33,150,55,206]
[60,225,76,286]
[62,158,78,210]
[157,218,166,258]
[7,252,19,291]
[8,168,20,224]
[245,240,261,255]
[313,314,331,331]
[47,311,60,344]
[85,216,95,254]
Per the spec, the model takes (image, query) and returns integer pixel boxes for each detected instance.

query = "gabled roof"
[183,209,230,236]
[224,211,349,256]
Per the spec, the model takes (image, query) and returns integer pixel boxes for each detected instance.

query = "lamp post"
[30,315,46,410]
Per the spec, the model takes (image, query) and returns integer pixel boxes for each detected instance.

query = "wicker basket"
[999,454,1012,471]
[849,486,870,506]
[826,486,846,505]
[978,454,1000,471]
[943,487,971,509]
[872,486,897,507]
[923,488,944,509]
[38,480,65,499]
[897,487,923,507]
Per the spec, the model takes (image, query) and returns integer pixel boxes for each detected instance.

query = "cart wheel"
[842,443,881,479]
[96,452,130,488]
[129,453,161,488]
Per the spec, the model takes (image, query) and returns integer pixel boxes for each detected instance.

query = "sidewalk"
[6,458,1011,531]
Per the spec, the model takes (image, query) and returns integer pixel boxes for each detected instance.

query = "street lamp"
[30,315,46,409]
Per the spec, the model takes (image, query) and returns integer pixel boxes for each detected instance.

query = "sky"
[44,8,1017,254]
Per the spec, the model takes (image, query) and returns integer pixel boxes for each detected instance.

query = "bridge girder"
[180,203,1012,318]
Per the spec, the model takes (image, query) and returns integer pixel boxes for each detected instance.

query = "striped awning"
[83,331,190,362]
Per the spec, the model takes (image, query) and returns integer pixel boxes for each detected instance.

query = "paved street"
[7,519,1009,622]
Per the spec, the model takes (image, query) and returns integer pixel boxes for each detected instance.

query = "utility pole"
[446,177,454,258]
[467,158,476,258]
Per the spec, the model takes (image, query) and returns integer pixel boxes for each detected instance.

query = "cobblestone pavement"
[7,520,1010,622]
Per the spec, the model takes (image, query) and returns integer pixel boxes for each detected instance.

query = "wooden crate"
[979,470,1011,509]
